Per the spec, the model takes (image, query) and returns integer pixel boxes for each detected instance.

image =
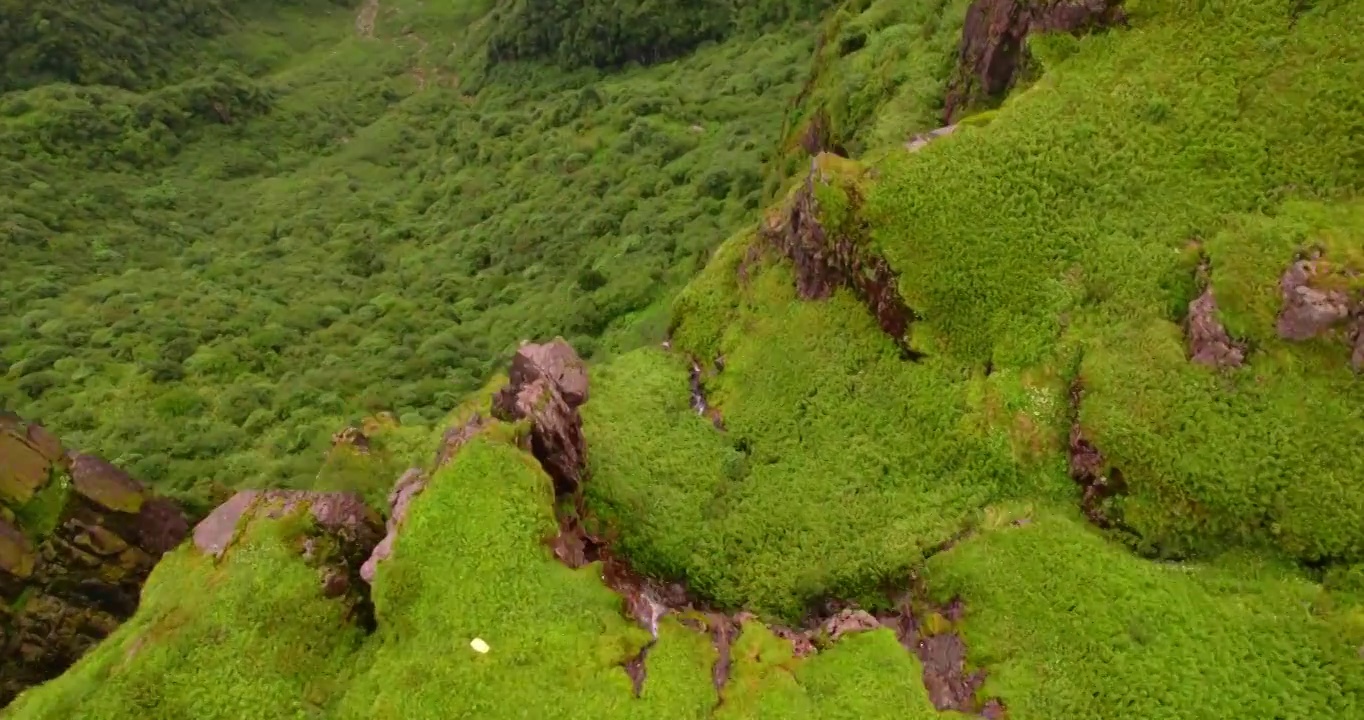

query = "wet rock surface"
[944,0,1126,123]
[193,490,383,629]
[905,124,959,153]
[878,596,1004,717]
[1,416,190,706]
[689,356,726,430]
[764,159,922,359]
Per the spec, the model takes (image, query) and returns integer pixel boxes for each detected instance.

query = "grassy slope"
[0,0,812,502]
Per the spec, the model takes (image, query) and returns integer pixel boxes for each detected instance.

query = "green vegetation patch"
[717,623,948,719]
[771,0,971,186]
[0,0,815,501]
[922,508,1364,718]
[586,237,1065,619]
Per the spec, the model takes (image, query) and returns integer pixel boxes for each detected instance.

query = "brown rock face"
[0,411,67,506]
[1276,259,1355,341]
[763,159,922,359]
[1186,287,1245,369]
[0,416,190,706]
[879,596,1004,717]
[193,490,382,629]
[492,339,590,494]
[943,0,1126,123]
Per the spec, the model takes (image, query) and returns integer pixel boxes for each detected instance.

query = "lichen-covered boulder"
[0,412,67,506]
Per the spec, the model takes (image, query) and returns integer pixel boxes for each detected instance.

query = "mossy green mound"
[585,250,1063,619]
[7,0,1364,716]
[923,508,1364,718]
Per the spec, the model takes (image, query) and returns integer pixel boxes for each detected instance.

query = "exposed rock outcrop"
[1274,254,1364,371]
[1,416,190,706]
[943,0,1127,123]
[360,468,428,583]
[193,490,382,628]
[1186,260,1245,369]
[689,357,726,429]
[1276,258,1355,341]
[492,338,590,494]
[764,158,922,359]
[879,597,1005,717]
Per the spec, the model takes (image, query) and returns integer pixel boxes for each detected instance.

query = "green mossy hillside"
[771,0,971,185]
[854,0,1364,563]
[585,244,1066,619]
[486,0,832,70]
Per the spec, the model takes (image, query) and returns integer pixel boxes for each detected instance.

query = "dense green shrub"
[486,0,834,69]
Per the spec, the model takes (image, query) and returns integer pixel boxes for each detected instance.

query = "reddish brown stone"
[361,468,430,584]
[762,159,921,360]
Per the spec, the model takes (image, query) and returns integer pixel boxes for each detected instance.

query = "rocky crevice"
[1067,382,1129,529]
[462,338,1008,712]
[1,413,190,705]
[943,0,1127,124]
[878,596,1006,718]
[689,355,727,430]
[763,159,923,360]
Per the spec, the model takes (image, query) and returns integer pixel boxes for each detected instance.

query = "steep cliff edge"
[1,414,189,706]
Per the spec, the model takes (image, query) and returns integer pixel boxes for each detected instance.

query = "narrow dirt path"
[355,0,379,38]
